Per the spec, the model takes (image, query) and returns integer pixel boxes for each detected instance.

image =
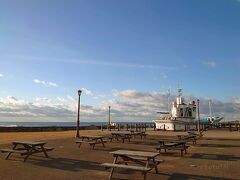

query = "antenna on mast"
[167,89,171,112]
[176,84,183,105]
[177,83,182,97]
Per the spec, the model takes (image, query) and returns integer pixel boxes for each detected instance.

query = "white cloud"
[0,96,25,105]
[0,74,3,78]
[204,61,216,68]
[34,79,58,87]
[67,95,75,101]
[35,97,49,101]
[10,55,176,71]
[93,94,108,100]
[81,88,93,95]
[0,96,76,119]
[0,90,240,122]
[47,82,58,87]
[109,89,240,121]
[34,79,42,84]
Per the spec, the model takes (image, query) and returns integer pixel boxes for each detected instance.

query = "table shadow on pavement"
[31,158,103,172]
[168,173,236,180]
[196,144,240,148]
[190,153,240,161]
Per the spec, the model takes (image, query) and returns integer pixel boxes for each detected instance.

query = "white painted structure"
[153,88,197,131]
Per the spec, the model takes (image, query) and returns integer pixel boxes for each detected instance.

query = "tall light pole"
[76,89,82,138]
[108,106,111,128]
[197,99,200,133]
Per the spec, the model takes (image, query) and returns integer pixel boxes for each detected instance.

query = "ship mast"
[209,100,212,123]
[167,89,171,112]
[177,86,182,105]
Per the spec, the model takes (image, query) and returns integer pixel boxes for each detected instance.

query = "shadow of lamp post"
[76,89,82,138]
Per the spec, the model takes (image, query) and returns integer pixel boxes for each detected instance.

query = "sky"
[0,0,240,122]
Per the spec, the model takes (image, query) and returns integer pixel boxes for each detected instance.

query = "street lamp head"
[78,90,82,96]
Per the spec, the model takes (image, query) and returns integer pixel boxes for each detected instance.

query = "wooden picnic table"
[157,138,189,156]
[110,131,132,143]
[111,131,131,135]
[130,131,148,139]
[159,138,185,146]
[0,141,54,162]
[187,131,203,137]
[101,150,161,180]
[76,135,107,149]
[177,134,197,144]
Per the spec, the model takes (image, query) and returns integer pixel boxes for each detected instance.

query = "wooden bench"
[1,149,27,154]
[89,140,107,149]
[128,156,164,164]
[101,163,151,180]
[156,145,189,156]
[36,146,54,151]
[1,146,54,160]
[110,134,132,143]
[177,135,197,144]
[185,138,197,144]
[1,141,53,162]
[187,131,203,138]
[130,131,148,139]
[124,156,164,167]
[75,140,84,148]
[140,132,148,139]
[76,140,107,149]
[121,136,131,143]
[0,149,28,159]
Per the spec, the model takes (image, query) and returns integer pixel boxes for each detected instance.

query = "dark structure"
[76,89,82,138]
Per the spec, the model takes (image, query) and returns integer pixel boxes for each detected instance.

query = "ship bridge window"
[193,107,196,112]
[188,108,192,116]
[180,108,183,116]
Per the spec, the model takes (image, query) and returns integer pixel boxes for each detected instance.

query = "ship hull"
[153,119,196,131]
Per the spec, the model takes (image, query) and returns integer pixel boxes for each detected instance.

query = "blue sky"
[0,0,240,122]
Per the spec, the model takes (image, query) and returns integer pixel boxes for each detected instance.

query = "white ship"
[153,88,197,131]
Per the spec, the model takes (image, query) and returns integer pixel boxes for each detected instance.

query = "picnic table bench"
[110,131,132,143]
[130,131,148,139]
[76,135,107,149]
[177,134,197,144]
[0,141,54,162]
[156,138,189,156]
[101,150,162,180]
[187,131,203,138]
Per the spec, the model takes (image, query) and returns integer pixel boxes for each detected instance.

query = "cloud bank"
[81,88,93,95]
[0,90,239,122]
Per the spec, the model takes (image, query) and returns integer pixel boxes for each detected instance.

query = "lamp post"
[197,99,200,133]
[76,89,82,138]
[108,106,111,128]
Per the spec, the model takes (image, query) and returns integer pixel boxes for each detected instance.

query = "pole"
[209,100,212,123]
[167,89,170,112]
[76,90,82,138]
[197,99,200,133]
[108,106,111,126]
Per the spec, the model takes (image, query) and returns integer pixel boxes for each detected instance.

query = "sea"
[0,121,152,127]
